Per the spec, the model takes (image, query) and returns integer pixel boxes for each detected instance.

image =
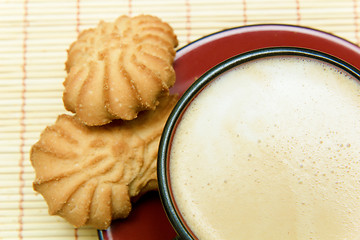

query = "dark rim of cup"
[157,46,360,240]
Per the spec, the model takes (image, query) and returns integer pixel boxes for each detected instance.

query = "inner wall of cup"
[165,83,212,240]
[161,47,360,240]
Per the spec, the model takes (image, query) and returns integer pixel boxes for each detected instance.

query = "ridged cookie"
[63,15,178,126]
[31,95,178,229]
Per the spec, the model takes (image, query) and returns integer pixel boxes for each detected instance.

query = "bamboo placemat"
[1,0,360,239]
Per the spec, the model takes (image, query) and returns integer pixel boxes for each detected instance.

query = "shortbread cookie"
[31,95,178,229]
[63,15,178,126]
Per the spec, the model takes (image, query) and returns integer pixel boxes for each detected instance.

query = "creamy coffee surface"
[170,56,360,240]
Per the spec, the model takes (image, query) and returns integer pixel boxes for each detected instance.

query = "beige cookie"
[63,15,178,126]
[31,95,178,229]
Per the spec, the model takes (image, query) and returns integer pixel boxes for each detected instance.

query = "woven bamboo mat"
[1,0,360,239]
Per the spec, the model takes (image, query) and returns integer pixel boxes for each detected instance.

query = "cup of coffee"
[157,47,360,240]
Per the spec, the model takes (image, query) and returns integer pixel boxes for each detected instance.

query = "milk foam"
[170,56,360,240]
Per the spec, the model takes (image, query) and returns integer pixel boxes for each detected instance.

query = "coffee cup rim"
[157,46,360,240]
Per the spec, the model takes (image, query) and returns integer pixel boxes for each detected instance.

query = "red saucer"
[99,24,360,240]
